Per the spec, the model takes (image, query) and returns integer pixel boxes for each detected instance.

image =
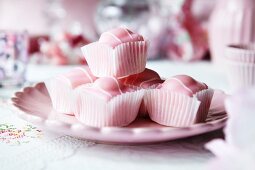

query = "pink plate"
[11,82,227,144]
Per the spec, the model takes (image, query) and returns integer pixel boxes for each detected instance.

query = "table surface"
[0,60,229,170]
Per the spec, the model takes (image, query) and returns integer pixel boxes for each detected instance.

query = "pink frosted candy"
[45,67,97,115]
[58,67,97,88]
[81,27,148,77]
[93,77,123,100]
[121,68,163,88]
[146,75,213,127]
[120,68,163,117]
[94,77,123,93]
[98,27,144,48]
[79,77,133,101]
[161,75,208,97]
[73,76,144,127]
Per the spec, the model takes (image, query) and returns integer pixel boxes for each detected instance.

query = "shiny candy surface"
[77,77,134,101]
[161,75,208,97]
[99,27,144,48]
[121,68,163,88]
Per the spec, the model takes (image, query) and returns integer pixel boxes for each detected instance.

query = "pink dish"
[99,27,144,48]
[11,82,227,144]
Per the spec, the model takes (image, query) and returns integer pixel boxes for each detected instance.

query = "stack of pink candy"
[45,27,214,128]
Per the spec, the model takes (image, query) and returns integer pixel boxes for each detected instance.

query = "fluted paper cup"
[138,100,148,118]
[44,67,96,115]
[225,44,255,63]
[226,61,255,91]
[73,88,145,127]
[195,89,214,122]
[121,81,162,118]
[81,41,148,77]
[45,77,75,115]
[145,89,214,127]
[225,44,255,91]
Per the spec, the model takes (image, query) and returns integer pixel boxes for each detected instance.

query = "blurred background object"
[0,31,29,87]
[225,44,255,92]
[95,0,216,60]
[0,0,98,36]
[206,88,255,170]
[0,0,217,64]
[94,0,161,59]
[160,0,209,61]
[0,0,98,66]
[209,0,255,65]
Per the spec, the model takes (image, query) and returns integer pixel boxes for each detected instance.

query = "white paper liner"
[123,84,158,118]
[73,89,145,127]
[145,89,213,127]
[226,60,255,91]
[195,88,214,123]
[138,100,148,118]
[225,44,255,63]
[81,41,148,77]
[45,77,75,114]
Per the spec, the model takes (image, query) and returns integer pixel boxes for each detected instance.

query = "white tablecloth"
[0,60,229,170]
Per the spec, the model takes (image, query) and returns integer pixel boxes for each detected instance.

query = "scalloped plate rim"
[11,82,228,144]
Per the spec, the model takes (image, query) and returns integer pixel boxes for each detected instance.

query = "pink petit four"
[78,77,125,101]
[81,27,148,77]
[121,68,164,89]
[146,75,214,127]
[120,68,164,117]
[160,75,207,97]
[74,77,144,127]
[45,67,97,114]
[99,27,144,48]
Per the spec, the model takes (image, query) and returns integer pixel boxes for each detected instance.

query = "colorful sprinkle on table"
[0,124,43,145]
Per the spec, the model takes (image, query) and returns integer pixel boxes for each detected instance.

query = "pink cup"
[225,44,255,91]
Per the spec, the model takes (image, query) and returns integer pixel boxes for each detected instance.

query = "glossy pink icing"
[58,67,97,89]
[98,27,144,48]
[121,68,163,88]
[161,75,208,97]
[80,77,133,101]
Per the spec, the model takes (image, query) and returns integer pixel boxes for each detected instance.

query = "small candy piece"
[45,67,97,114]
[99,27,144,48]
[74,77,144,127]
[81,27,148,77]
[120,68,163,117]
[92,77,123,100]
[146,75,213,127]
[121,68,163,88]
[78,77,133,101]
[161,75,207,97]
[58,67,97,89]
